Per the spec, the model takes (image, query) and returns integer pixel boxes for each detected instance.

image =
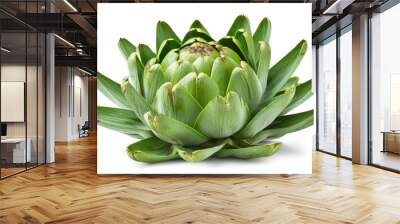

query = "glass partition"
[370,3,400,171]
[1,31,28,177]
[38,32,45,165]
[0,2,46,179]
[339,27,352,158]
[317,35,337,155]
[27,31,38,169]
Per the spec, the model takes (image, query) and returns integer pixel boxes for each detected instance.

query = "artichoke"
[98,15,314,163]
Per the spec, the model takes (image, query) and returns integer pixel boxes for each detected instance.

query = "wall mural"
[97,3,314,174]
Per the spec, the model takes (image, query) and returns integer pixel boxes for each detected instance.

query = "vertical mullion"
[36,0,39,167]
[316,44,320,150]
[367,11,373,165]
[0,22,2,179]
[25,0,28,171]
[44,0,47,164]
[73,68,75,118]
[336,29,341,157]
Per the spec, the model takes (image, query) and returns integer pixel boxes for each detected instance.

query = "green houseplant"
[97,15,314,163]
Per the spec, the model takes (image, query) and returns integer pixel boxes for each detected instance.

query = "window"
[0,2,46,179]
[370,3,400,171]
[339,27,352,158]
[317,36,337,154]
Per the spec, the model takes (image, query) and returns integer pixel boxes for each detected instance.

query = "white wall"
[1,65,37,138]
[55,67,89,141]
[55,66,69,141]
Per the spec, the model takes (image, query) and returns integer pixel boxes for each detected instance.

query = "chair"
[79,121,90,138]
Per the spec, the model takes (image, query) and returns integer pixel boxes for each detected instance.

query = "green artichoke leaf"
[174,140,227,162]
[177,72,197,96]
[160,50,179,70]
[235,30,256,68]
[258,76,298,110]
[253,18,271,57]
[256,41,271,92]
[195,73,220,107]
[153,82,174,116]
[235,87,295,139]
[216,142,281,159]
[157,38,181,63]
[217,46,242,65]
[97,106,152,138]
[173,84,203,126]
[181,37,208,48]
[98,119,153,138]
[144,112,209,146]
[282,80,313,115]
[156,21,181,51]
[227,15,251,36]
[247,110,314,144]
[153,82,202,126]
[192,55,215,75]
[143,63,166,103]
[280,76,299,92]
[118,38,136,60]
[121,79,153,124]
[164,60,197,84]
[194,92,249,139]
[210,56,239,95]
[97,72,130,109]
[137,44,156,66]
[97,106,140,125]
[182,28,214,44]
[97,105,150,130]
[218,36,246,61]
[263,40,307,101]
[226,138,252,148]
[127,52,144,94]
[126,137,178,163]
[226,63,262,113]
[190,19,210,34]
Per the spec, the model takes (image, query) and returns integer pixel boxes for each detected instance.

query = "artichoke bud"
[98,16,313,163]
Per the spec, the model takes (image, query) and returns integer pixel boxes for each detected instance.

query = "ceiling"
[0,0,393,72]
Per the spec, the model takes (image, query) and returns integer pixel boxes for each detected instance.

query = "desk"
[381,131,400,154]
[1,138,31,163]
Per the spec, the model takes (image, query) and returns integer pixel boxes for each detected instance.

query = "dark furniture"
[382,131,400,154]
[1,123,7,137]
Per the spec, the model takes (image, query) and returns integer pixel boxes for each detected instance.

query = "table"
[1,138,31,163]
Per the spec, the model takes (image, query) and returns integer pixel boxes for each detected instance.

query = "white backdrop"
[97,3,313,174]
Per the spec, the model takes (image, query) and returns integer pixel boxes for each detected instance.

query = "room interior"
[0,30,46,177]
[0,0,400,223]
